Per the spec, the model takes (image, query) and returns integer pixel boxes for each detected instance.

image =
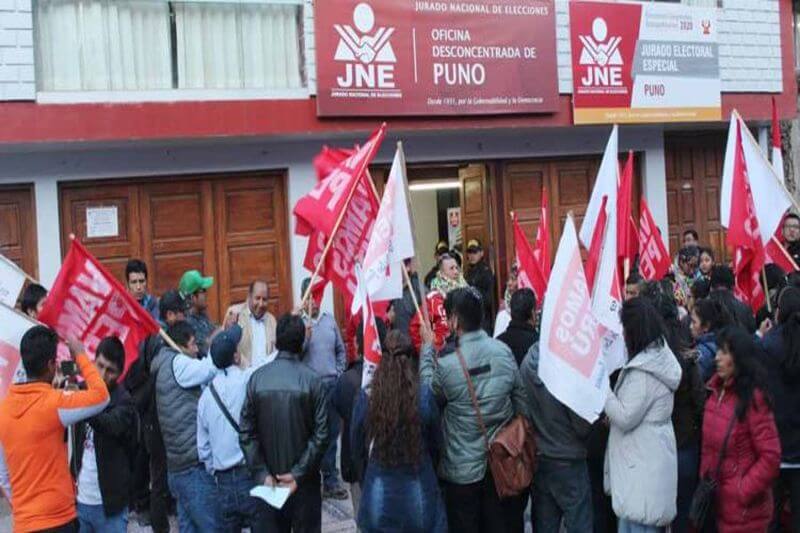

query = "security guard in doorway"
[465,238,496,334]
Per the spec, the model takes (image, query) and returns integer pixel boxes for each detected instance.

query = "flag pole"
[763,266,773,314]
[299,126,386,308]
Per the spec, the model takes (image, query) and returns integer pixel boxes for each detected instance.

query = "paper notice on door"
[86,206,119,238]
[250,485,291,509]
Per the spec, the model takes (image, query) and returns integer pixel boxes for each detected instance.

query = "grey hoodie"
[604,341,682,527]
[520,343,591,460]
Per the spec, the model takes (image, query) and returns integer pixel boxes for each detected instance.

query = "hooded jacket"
[0,354,109,532]
[603,341,682,527]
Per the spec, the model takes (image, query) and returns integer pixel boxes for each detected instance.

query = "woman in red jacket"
[700,325,781,533]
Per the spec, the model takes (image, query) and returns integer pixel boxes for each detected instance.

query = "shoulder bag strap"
[713,412,737,481]
[209,382,241,434]
[455,347,490,452]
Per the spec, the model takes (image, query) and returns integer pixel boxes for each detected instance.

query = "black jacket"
[71,385,137,517]
[671,355,706,449]
[710,289,756,333]
[332,361,364,483]
[123,334,164,454]
[760,326,800,463]
[497,321,539,367]
[240,351,330,485]
[787,241,800,271]
[465,259,496,332]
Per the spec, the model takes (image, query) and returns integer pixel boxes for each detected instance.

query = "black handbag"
[689,414,737,531]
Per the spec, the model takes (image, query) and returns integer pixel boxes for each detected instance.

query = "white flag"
[0,303,34,398]
[579,125,618,248]
[361,145,416,306]
[0,254,26,308]
[721,112,793,245]
[590,201,626,373]
[539,215,608,423]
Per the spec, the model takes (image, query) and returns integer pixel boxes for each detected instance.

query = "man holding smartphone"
[0,326,109,532]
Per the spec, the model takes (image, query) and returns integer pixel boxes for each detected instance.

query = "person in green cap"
[179,270,217,356]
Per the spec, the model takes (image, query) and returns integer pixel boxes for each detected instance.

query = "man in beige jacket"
[224,280,276,369]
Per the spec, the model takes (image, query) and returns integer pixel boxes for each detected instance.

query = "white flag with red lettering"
[361,145,415,305]
[0,254,26,308]
[352,265,383,390]
[539,215,608,423]
[0,303,36,399]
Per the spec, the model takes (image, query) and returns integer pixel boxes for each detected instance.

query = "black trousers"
[131,444,151,512]
[252,476,322,533]
[149,436,171,533]
[34,519,79,533]
[442,470,526,533]
[770,468,800,532]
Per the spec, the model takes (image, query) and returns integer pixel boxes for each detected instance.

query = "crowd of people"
[1,217,800,533]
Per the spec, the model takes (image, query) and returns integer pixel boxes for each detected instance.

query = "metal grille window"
[34,0,305,97]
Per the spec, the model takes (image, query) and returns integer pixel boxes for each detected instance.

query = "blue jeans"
[532,457,593,533]
[674,444,699,533]
[617,518,663,533]
[167,464,221,533]
[215,465,261,533]
[321,376,341,487]
[77,503,127,533]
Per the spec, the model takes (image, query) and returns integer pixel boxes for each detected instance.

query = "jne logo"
[334,3,397,89]
[578,17,624,87]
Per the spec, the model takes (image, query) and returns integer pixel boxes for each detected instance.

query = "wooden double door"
[0,184,38,279]
[59,172,291,322]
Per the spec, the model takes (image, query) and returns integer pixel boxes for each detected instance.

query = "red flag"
[513,213,547,307]
[38,239,160,378]
[313,146,354,180]
[585,195,609,290]
[638,196,671,281]
[295,126,386,305]
[617,151,636,268]
[727,122,766,312]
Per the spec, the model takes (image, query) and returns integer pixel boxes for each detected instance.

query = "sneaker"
[323,483,349,500]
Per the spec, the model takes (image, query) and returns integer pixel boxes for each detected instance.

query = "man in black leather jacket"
[240,313,330,533]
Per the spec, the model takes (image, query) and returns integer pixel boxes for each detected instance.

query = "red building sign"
[314,0,558,117]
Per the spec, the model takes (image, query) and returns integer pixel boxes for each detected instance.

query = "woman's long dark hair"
[693,298,733,333]
[778,287,800,381]
[640,281,691,356]
[716,325,772,420]
[366,331,422,467]
[620,297,666,358]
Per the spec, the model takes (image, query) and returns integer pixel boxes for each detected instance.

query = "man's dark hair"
[698,246,715,261]
[446,287,483,333]
[275,314,306,354]
[20,325,58,379]
[96,336,125,372]
[691,278,711,301]
[510,288,536,323]
[159,289,185,321]
[248,279,268,294]
[626,272,644,286]
[166,321,194,348]
[125,259,148,281]
[710,265,735,290]
[20,283,47,315]
[356,317,388,357]
[785,213,800,224]
[683,229,699,241]
[620,297,666,358]
[694,298,733,332]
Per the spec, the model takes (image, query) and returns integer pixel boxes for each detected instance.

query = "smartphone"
[60,361,77,377]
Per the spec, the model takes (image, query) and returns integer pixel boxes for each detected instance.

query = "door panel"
[459,164,491,257]
[501,161,548,265]
[60,172,290,323]
[0,184,38,279]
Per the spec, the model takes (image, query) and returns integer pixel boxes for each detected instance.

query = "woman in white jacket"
[605,297,683,533]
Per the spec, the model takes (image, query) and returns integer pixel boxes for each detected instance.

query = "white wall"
[409,189,439,279]
[0,124,673,309]
[0,0,34,100]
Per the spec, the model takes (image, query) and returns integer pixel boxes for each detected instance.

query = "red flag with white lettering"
[585,195,609,290]
[38,239,160,378]
[534,188,551,287]
[727,122,766,312]
[295,126,387,305]
[638,196,671,281]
